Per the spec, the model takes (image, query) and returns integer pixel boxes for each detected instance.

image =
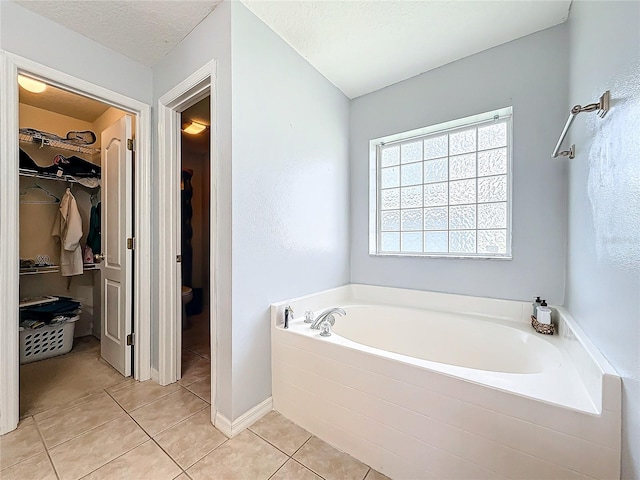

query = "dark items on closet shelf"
[20,148,101,178]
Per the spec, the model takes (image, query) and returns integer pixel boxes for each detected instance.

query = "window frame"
[369,107,513,259]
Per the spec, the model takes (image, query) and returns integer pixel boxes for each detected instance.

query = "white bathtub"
[332,305,562,374]
[271,285,621,480]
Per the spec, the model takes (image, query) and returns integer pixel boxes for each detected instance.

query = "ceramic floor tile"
[109,379,182,412]
[63,335,100,357]
[179,356,210,387]
[293,436,369,480]
[183,311,210,344]
[187,430,287,480]
[0,417,45,470]
[154,407,226,469]
[365,469,391,480]
[249,411,311,456]
[33,391,98,424]
[37,392,124,448]
[182,349,200,366]
[184,376,210,403]
[186,343,210,359]
[83,440,181,480]
[105,377,137,394]
[129,388,208,437]
[271,459,323,480]
[20,345,125,417]
[49,415,148,480]
[0,451,57,480]
[174,474,190,480]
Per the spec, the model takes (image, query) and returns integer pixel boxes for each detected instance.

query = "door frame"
[0,51,152,434]
[157,61,217,413]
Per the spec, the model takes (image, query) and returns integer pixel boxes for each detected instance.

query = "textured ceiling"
[14,0,571,99]
[20,81,110,122]
[14,0,221,67]
[242,0,572,98]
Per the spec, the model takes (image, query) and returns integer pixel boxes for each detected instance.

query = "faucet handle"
[304,310,315,323]
[319,319,332,337]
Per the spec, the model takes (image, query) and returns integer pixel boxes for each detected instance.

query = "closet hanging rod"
[20,168,82,184]
[552,90,610,159]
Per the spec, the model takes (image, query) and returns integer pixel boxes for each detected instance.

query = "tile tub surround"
[271,285,622,479]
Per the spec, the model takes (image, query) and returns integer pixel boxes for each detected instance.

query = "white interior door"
[100,115,133,376]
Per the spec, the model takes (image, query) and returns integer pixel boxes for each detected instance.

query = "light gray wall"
[152,1,234,417]
[230,3,350,419]
[0,1,152,104]
[151,1,350,421]
[350,25,569,304]
[565,2,640,478]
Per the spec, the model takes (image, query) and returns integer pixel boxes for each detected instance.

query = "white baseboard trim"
[214,397,272,438]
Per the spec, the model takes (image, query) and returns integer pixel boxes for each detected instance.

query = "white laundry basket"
[19,316,78,364]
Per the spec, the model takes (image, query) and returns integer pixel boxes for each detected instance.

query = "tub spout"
[310,308,346,330]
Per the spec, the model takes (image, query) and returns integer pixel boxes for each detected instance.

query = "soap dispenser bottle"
[284,306,293,329]
[537,300,552,325]
[532,296,542,318]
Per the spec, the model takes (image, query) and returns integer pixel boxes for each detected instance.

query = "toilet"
[181,286,193,329]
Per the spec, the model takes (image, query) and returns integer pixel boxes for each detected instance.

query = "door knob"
[94,253,105,262]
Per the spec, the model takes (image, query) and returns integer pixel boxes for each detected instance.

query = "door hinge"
[176,255,182,263]
[126,333,135,346]
[127,237,134,250]
[127,138,134,151]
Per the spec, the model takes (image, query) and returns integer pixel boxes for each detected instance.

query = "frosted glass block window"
[371,107,512,258]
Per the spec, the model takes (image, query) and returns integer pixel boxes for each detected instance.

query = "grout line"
[106,380,183,413]
[134,400,210,439]
[47,413,131,451]
[245,422,313,460]
[71,389,164,477]
[147,436,184,475]
[290,434,313,457]
[286,436,334,480]
[26,391,97,422]
[150,405,227,470]
[182,383,211,404]
[266,458,289,480]
[33,416,61,480]
[184,346,210,361]
[290,457,329,480]
[77,438,153,480]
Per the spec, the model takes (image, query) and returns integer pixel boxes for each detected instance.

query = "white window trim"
[369,107,513,259]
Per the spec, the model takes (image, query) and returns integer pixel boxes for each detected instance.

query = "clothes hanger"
[19,180,60,204]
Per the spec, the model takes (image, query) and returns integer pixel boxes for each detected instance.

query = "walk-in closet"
[17,75,134,417]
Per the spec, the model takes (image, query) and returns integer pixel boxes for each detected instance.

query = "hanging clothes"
[51,188,83,276]
[86,201,101,255]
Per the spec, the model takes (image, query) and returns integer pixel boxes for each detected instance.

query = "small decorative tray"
[531,315,554,335]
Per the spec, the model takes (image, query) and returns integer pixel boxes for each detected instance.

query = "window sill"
[369,253,512,260]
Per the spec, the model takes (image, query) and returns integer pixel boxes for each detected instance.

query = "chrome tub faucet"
[310,307,346,330]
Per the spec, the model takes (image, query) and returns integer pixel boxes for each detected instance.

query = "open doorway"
[156,62,218,426]
[0,52,152,435]
[17,77,135,418]
[179,96,212,390]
